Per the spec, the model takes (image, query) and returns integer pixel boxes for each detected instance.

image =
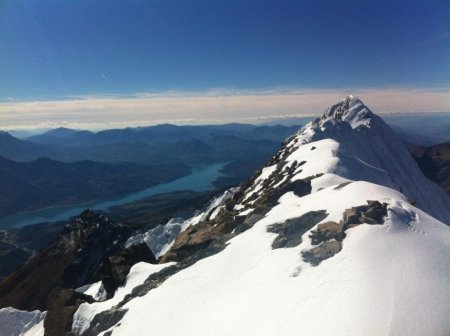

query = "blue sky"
[0,0,449,129]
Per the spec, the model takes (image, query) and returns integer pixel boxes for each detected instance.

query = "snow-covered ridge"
[319,94,374,128]
[73,96,450,336]
[298,95,449,223]
[233,96,450,224]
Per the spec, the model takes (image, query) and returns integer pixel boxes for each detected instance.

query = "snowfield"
[72,262,174,335]
[93,181,450,336]
[73,96,450,336]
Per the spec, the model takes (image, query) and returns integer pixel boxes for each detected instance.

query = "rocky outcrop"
[302,241,343,266]
[309,221,343,245]
[264,201,388,266]
[82,308,128,336]
[160,205,241,263]
[342,200,388,227]
[0,210,157,336]
[45,288,94,336]
[92,243,157,298]
[267,211,328,249]
[410,142,450,194]
[301,201,388,266]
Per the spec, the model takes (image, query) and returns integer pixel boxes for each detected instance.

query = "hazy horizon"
[1,0,449,131]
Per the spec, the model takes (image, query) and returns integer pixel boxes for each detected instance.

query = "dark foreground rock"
[410,142,450,195]
[45,288,95,336]
[0,210,157,336]
[0,221,66,281]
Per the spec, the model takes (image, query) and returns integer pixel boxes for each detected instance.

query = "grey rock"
[267,211,328,249]
[82,308,128,336]
[309,221,344,245]
[301,241,342,266]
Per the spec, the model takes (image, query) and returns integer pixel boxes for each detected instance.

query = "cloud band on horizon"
[0,87,449,131]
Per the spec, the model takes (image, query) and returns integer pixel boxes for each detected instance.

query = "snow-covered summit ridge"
[70,96,450,336]
[294,96,450,224]
[317,95,374,129]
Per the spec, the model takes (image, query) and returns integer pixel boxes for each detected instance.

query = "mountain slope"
[27,128,94,145]
[410,142,450,194]
[0,210,156,335]
[70,96,450,336]
[1,97,449,336]
[0,131,52,161]
[301,95,450,223]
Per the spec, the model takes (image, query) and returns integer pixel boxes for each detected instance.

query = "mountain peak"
[0,131,13,138]
[319,95,374,128]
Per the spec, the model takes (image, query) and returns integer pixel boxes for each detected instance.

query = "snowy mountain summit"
[307,95,450,223]
[3,97,449,336]
[320,94,374,127]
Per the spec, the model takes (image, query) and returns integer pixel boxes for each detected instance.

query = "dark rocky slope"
[410,142,450,194]
[0,210,156,335]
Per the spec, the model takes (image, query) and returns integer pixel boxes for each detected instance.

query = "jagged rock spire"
[319,95,375,128]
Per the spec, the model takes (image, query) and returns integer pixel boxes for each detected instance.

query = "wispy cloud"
[379,31,450,63]
[0,87,449,131]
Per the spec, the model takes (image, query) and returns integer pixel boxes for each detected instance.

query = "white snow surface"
[100,182,450,336]
[74,96,450,336]
[306,96,450,223]
[75,281,107,301]
[72,262,173,335]
[0,308,45,336]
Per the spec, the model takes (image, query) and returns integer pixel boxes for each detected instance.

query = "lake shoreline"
[0,162,226,229]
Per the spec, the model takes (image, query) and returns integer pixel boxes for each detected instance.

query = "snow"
[321,95,373,128]
[276,99,450,223]
[75,281,107,301]
[209,205,224,220]
[310,173,351,192]
[22,319,44,336]
[101,180,450,336]
[73,96,450,336]
[237,208,253,216]
[72,262,174,336]
[286,138,341,180]
[0,308,45,336]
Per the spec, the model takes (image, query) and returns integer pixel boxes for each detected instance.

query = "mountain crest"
[318,95,374,128]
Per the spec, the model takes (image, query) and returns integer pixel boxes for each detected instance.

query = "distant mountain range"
[0,124,299,166]
[0,156,189,217]
[1,121,448,219]
[0,124,300,218]
[383,113,450,146]
[27,123,300,145]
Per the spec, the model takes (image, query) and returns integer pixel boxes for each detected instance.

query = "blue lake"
[0,162,225,229]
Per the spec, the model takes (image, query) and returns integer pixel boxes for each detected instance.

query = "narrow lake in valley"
[0,162,225,229]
